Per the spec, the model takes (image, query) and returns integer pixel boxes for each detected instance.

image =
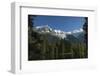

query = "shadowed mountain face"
[65,34,79,43]
[68,32,84,42]
[77,33,85,42]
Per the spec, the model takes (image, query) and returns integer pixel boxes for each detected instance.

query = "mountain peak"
[35,25,53,33]
[34,25,84,39]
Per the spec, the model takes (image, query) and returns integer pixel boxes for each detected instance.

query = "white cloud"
[72,28,83,33]
[66,32,72,34]
[79,28,83,32]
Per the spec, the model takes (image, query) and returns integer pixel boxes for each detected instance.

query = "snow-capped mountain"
[34,25,68,39]
[34,25,84,39]
[35,25,53,33]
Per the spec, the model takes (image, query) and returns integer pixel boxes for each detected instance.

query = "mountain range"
[32,25,85,44]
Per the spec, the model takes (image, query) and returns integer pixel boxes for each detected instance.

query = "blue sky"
[32,15,85,32]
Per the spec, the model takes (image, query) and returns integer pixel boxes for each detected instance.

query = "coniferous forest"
[28,15,88,60]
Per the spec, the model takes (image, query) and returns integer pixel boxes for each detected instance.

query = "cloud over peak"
[72,28,83,33]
